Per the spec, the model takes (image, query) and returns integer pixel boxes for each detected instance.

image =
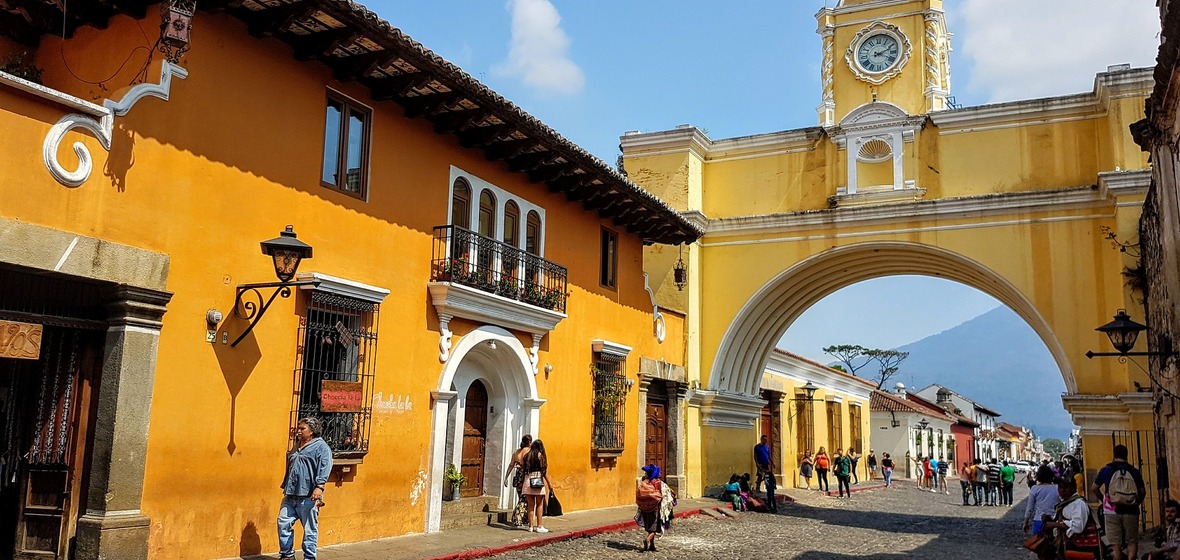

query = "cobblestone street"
[490,482,1033,559]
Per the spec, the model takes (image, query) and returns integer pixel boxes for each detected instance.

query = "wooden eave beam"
[0,10,41,46]
[6,1,66,37]
[548,172,593,194]
[506,150,554,173]
[292,27,360,61]
[584,191,620,212]
[432,107,485,135]
[484,138,535,161]
[400,90,461,118]
[459,123,514,148]
[365,72,430,101]
[332,50,393,82]
[528,161,574,184]
[243,2,313,37]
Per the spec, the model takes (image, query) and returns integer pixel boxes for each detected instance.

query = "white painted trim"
[0,70,108,116]
[32,62,188,187]
[448,166,547,254]
[698,183,1127,240]
[845,21,913,85]
[296,272,390,303]
[688,390,767,428]
[427,282,566,336]
[642,273,667,343]
[763,352,875,401]
[592,339,633,359]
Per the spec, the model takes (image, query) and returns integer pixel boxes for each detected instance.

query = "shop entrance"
[0,267,108,560]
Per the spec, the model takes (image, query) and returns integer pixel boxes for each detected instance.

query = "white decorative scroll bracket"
[528,333,543,375]
[642,273,667,343]
[437,313,454,362]
[41,61,188,187]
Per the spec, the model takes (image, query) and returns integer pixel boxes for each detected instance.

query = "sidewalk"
[232,494,792,560]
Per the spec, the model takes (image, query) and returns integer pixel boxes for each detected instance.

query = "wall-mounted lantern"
[1086,309,1178,359]
[230,226,319,347]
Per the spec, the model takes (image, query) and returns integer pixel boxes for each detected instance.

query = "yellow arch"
[709,241,1077,398]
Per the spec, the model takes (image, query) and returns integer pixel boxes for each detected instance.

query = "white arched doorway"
[426,325,543,533]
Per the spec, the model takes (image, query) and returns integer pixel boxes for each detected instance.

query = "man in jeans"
[971,458,986,506]
[1091,444,1146,560]
[986,459,1002,506]
[753,435,773,492]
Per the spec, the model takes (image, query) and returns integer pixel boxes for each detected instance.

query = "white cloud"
[953,0,1159,103]
[494,0,585,95]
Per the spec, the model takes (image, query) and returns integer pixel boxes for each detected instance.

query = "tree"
[1043,438,1066,456]
[864,348,909,390]
[822,344,871,377]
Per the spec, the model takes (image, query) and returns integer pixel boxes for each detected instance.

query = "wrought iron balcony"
[431,225,568,313]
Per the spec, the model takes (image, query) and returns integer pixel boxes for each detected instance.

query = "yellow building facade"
[0,3,698,559]
[628,0,1153,495]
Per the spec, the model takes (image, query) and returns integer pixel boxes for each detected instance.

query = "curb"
[421,508,705,560]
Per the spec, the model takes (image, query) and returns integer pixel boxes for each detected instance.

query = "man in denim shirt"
[279,417,333,560]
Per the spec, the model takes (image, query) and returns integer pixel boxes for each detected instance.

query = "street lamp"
[230,226,319,347]
[800,380,818,401]
[1086,309,1179,359]
[917,418,929,431]
[673,245,688,291]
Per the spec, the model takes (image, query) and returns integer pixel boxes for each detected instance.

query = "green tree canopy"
[1043,438,1066,456]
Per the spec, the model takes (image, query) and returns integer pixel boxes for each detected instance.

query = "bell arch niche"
[831,101,926,204]
[702,241,1078,426]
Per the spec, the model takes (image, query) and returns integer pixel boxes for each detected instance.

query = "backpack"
[1108,467,1139,506]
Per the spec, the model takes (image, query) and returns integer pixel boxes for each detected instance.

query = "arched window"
[478,191,496,238]
[504,202,520,248]
[451,179,471,229]
[525,211,542,255]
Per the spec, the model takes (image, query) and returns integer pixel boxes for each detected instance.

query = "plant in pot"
[444,463,467,501]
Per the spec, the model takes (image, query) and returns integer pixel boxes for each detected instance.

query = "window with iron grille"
[292,291,379,461]
[591,354,626,451]
[826,401,843,452]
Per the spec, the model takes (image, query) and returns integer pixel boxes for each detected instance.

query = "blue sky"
[368,0,1159,360]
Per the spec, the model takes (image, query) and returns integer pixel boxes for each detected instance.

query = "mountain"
[890,306,1075,441]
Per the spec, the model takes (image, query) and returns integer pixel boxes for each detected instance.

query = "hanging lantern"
[673,245,688,291]
[160,0,197,62]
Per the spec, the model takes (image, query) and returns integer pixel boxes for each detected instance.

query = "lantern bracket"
[230,280,319,347]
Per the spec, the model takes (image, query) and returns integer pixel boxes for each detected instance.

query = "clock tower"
[816,0,952,126]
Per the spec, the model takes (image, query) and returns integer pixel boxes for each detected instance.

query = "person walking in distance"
[815,447,831,493]
[636,464,674,552]
[278,417,333,560]
[522,439,553,533]
[753,435,773,492]
[960,462,973,505]
[849,448,860,485]
[986,459,1002,506]
[833,448,852,498]
[927,456,939,493]
[799,450,814,490]
[937,457,949,494]
[881,453,894,487]
[971,458,986,506]
[764,468,778,513]
[999,460,1016,506]
[1091,443,1147,560]
[867,450,877,482]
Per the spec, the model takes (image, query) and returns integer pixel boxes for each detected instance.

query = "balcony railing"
[432,225,568,313]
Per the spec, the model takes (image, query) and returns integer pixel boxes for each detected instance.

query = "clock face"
[856,33,901,73]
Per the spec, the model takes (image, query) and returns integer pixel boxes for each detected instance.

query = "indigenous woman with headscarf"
[636,464,675,552]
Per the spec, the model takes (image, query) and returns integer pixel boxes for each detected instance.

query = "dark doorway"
[461,381,488,497]
[645,381,668,474]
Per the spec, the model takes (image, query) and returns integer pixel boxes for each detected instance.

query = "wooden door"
[3,328,99,560]
[645,401,666,474]
[460,381,488,498]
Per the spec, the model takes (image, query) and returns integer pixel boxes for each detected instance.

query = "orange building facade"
[0,3,698,559]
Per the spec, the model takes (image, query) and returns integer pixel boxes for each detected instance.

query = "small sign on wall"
[0,320,42,360]
[320,380,364,412]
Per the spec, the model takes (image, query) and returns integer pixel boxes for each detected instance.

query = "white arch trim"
[707,241,1076,422]
[425,325,543,533]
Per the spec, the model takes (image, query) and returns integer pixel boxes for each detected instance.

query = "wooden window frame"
[599,227,618,290]
[320,91,372,200]
[451,178,472,229]
[591,353,626,456]
[849,404,863,454]
[826,401,843,452]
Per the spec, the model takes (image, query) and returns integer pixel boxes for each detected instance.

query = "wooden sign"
[320,380,364,412]
[0,320,42,360]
